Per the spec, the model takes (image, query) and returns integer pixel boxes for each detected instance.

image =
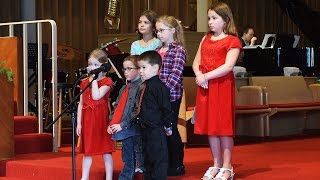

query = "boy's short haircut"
[124,55,139,67]
[138,50,162,67]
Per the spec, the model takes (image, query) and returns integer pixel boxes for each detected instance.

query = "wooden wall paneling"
[177,1,191,28]
[93,0,100,49]
[36,0,52,55]
[57,0,67,46]
[80,0,86,51]
[255,1,269,44]
[71,0,79,48]
[151,0,167,16]
[36,0,194,55]
[118,0,147,34]
[67,0,73,46]
[84,0,92,51]
[0,0,21,36]
[98,0,107,36]
[118,0,130,33]
[35,0,320,58]
[169,0,179,17]
[61,0,86,82]
[81,0,102,52]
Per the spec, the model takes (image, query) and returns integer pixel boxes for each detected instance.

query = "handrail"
[0,19,58,152]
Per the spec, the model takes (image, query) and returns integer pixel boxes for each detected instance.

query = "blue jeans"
[134,135,144,170]
[118,136,135,180]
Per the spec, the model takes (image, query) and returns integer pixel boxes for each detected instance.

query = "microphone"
[89,63,112,75]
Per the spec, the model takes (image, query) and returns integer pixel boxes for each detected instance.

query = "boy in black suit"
[136,50,173,180]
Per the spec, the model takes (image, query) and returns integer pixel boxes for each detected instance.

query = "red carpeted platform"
[1,137,320,179]
[13,116,53,155]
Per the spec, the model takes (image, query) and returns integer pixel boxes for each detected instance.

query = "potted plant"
[0,61,14,82]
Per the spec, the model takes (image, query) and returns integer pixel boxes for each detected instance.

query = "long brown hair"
[208,2,238,37]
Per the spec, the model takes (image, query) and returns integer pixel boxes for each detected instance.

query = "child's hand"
[164,126,172,136]
[195,74,208,89]
[107,126,113,134]
[76,124,81,136]
[200,81,208,89]
[110,124,122,133]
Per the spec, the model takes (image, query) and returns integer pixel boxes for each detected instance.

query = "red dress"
[194,35,242,136]
[78,77,115,155]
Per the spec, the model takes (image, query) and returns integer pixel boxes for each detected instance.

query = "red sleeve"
[100,77,114,91]
[228,36,242,50]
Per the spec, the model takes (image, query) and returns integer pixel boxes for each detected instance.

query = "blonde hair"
[208,2,238,37]
[157,15,186,47]
[89,49,108,63]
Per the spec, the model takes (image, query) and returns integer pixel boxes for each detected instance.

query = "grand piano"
[241,46,320,76]
[241,0,320,77]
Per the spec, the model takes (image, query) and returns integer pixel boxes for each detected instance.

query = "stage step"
[14,116,37,135]
[14,133,53,154]
[13,116,53,154]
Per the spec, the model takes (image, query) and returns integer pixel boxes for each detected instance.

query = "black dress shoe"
[167,165,185,176]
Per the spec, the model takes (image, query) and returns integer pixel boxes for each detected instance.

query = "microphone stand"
[45,76,95,180]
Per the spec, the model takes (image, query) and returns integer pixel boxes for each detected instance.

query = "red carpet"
[1,137,320,179]
[13,116,53,155]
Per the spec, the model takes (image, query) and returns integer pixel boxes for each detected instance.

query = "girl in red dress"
[76,49,114,180]
[192,2,242,180]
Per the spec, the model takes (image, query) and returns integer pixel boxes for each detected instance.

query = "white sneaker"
[135,168,143,173]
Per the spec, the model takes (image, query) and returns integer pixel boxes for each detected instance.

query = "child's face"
[208,9,225,35]
[156,22,175,44]
[122,60,139,81]
[138,15,153,35]
[88,57,102,72]
[138,60,159,81]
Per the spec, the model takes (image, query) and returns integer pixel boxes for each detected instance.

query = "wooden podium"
[0,36,22,159]
[0,37,23,115]
[0,73,14,160]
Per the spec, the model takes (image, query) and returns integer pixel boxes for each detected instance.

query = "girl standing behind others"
[131,10,161,55]
[76,49,114,180]
[192,2,242,180]
[130,9,160,173]
[156,15,186,176]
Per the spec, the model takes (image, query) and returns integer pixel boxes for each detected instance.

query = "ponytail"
[175,18,186,47]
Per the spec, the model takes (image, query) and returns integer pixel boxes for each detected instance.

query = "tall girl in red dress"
[192,2,242,180]
[76,49,114,180]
